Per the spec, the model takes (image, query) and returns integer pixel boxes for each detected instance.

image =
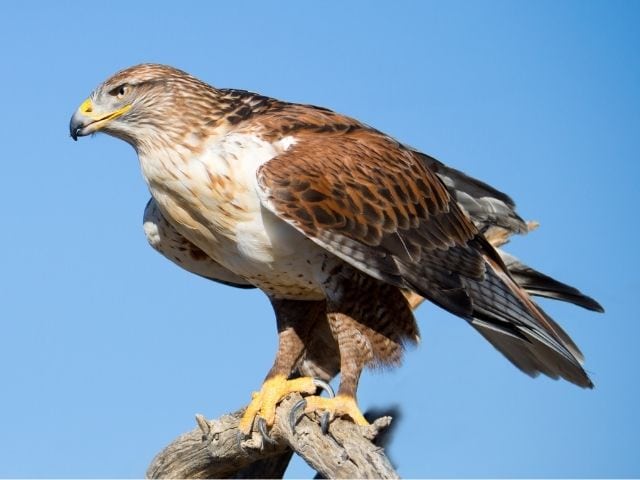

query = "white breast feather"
[139,131,322,297]
[200,133,301,261]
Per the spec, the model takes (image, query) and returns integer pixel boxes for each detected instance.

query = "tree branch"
[146,394,398,479]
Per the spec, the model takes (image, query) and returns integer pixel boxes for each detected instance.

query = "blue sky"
[1,1,638,477]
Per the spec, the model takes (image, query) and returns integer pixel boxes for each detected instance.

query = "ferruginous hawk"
[70,64,602,436]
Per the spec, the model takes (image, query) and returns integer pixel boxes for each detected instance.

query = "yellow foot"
[300,394,370,427]
[239,375,329,435]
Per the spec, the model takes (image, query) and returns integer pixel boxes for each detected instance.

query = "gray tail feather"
[498,249,604,312]
[539,309,585,364]
[462,259,593,388]
[471,317,592,386]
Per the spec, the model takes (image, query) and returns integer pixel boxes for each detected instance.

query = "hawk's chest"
[138,132,302,272]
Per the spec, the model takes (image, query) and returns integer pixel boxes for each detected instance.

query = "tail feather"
[471,317,590,384]
[539,309,584,364]
[498,249,604,312]
[461,253,593,388]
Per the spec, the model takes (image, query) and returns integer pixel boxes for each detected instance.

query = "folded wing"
[256,127,593,387]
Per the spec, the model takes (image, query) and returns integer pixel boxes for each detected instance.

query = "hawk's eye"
[109,84,129,98]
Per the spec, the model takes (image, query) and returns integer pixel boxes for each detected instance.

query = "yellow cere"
[78,98,132,123]
[79,98,93,114]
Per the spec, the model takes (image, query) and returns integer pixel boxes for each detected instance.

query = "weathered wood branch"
[146,394,398,479]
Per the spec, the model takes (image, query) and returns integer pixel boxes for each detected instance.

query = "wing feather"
[257,131,481,291]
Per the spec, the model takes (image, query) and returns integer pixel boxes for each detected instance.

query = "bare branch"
[146,394,398,479]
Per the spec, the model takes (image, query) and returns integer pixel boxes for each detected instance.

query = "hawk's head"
[70,63,217,148]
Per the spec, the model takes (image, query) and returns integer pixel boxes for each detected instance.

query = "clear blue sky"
[1,1,638,477]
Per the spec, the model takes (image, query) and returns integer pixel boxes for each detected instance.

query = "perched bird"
[70,64,602,436]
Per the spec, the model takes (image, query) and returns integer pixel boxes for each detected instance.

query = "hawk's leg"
[292,262,418,431]
[296,310,371,427]
[238,298,330,436]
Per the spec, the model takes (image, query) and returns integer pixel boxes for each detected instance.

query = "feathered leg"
[239,298,331,435]
[298,261,418,428]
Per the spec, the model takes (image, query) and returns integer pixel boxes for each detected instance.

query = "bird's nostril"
[80,99,93,114]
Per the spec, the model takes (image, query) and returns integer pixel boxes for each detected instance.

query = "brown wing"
[256,124,592,387]
[258,128,487,316]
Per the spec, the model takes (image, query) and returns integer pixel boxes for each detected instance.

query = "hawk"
[70,64,602,436]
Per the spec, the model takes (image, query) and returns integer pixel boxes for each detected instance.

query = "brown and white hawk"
[70,64,602,435]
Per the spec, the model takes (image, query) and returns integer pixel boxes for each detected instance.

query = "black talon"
[256,417,277,445]
[320,411,331,434]
[312,378,335,398]
[289,398,307,433]
[289,378,336,434]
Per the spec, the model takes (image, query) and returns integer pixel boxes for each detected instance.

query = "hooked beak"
[69,109,87,141]
[69,98,131,141]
